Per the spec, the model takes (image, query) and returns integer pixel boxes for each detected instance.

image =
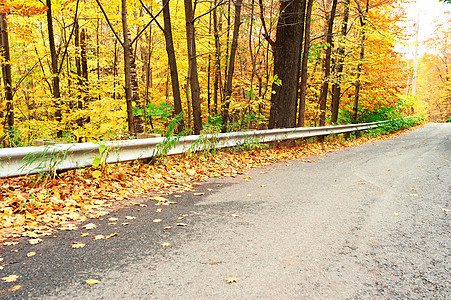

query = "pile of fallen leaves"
[0,125,423,243]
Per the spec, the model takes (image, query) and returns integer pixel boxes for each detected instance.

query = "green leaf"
[92,170,102,179]
[99,144,107,154]
[92,157,101,168]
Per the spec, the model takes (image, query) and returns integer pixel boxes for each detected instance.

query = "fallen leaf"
[193,192,205,196]
[159,242,171,247]
[156,208,162,212]
[29,238,42,245]
[176,223,188,227]
[153,219,162,223]
[163,226,172,230]
[125,216,136,220]
[94,235,104,240]
[105,233,118,239]
[174,195,181,198]
[108,217,118,222]
[60,223,78,231]
[27,252,36,257]
[83,223,97,230]
[85,279,100,285]
[80,233,90,237]
[8,285,21,291]
[152,196,168,202]
[72,242,86,248]
[2,275,19,282]
[394,212,399,216]
[3,242,18,246]
[226,277,239,283]
[231,214,240,217]
[442,207,450,212]
[121,223,129,226]
[246,193,252,197]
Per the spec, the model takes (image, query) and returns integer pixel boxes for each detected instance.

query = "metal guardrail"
[0,121,387,178]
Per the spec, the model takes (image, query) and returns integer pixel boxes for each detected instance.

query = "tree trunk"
[353,0,369,121]
[75,22,89,132]
[318,0,338,127]
[162,0,185,133]
[121,0,136,134]
[268,0,303,129]
[0,13,13,132]
[213,0,221,115]
[221,0,243,132]
[331,0,350,124]
[184,0,202,134]
[297,0,314,127]
[46,0,62,138]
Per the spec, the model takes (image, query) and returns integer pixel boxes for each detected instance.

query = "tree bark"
[353,0,369,121]
[74,22,89,131]
[184,0,202,134]
[318,0,338,127]
[121,0,136,134]
[162,0,185,133]
[268,0,303,129]
[46,0,62,137]
[297,0,314,127]
[213,0,221,115]
[331,0,350,124]
[0,13,13,132]
[221,0,243,132]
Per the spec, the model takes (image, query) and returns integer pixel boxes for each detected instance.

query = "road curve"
[1,123,450,299]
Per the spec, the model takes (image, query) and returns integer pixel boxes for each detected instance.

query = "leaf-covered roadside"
[0,125,423,243]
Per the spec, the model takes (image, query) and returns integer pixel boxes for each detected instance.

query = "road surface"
[1,123,450,299]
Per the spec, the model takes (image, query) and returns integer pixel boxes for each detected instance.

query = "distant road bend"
[1,123,450,299]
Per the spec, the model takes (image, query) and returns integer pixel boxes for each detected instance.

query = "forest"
[0,0,449,148]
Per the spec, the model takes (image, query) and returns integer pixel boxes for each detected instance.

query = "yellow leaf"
[226,277,239,283]
[29,238,42,245]
[92,170,102,179]
[27,252,36,257]
[9,285,21,291]
[83,223,97,230]
[176,223,188,227]
[193,192,204,196]
[108,217,118,221]
[72,242,86,248]
[2,275,19,282]
[152,196,168,202]
[25,213,35,220]
[85,279,100,285]
[125,216,136,220]
[153,219,162,223]
[80,233,90,237]
[159,242,171,247]
[94,235,104,240]
[104,233,118,239]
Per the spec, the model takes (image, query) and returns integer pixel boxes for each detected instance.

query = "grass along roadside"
[0,122,424,244]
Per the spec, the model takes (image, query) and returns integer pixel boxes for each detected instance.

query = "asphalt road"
[1,123,450,299]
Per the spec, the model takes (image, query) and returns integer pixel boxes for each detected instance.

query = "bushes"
[366,116,424,137]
